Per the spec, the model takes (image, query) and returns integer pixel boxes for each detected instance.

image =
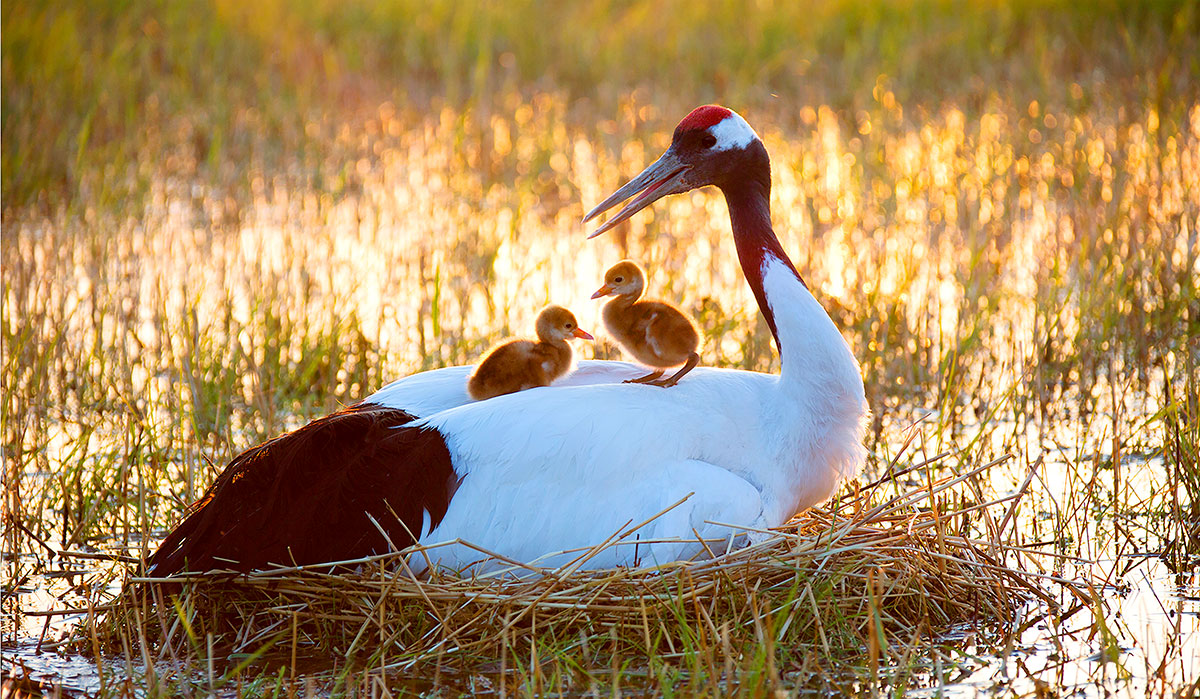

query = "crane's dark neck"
[722,174,806,350]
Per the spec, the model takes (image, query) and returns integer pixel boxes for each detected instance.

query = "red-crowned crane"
[148,105,867,576]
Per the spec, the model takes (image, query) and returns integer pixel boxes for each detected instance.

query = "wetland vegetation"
[3,0,1198,696]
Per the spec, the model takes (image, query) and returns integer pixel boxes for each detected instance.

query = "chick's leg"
[646,352,699,388]
[624,369,666,384]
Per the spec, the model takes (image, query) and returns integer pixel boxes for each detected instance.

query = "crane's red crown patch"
[676,105,732,132]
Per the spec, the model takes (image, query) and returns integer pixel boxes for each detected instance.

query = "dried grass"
[85,454,1068,682]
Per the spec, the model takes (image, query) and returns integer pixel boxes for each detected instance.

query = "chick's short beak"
[590,283,615,299]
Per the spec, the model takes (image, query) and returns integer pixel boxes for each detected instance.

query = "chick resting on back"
[467,305,590,400]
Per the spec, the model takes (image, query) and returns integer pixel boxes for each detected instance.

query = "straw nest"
[94,455,1052,673]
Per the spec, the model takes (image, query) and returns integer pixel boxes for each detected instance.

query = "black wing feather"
[148,403,456,575]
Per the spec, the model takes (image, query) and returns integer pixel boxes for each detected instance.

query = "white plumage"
[367,257,866,574]
[709,110,759,152]
[366,359,646,417]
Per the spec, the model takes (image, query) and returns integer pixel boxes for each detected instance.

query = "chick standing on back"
[592,260,700,388]
[467,305,593,400]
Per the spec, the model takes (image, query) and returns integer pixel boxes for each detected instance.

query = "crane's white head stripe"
[709,112,758,151]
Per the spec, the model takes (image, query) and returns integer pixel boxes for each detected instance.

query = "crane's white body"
[147,106,872,578]
[366,256,867,574]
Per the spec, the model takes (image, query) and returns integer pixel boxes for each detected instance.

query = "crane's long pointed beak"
[583,150,690,239]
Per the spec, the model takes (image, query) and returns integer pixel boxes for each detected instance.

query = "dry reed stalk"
[79,454,1077,678]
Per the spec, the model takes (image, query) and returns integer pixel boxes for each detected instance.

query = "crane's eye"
[701,133,718,149]
[565,323,574,329]
[614,276,624,283]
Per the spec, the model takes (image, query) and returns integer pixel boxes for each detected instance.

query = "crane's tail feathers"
[147,403,457,576]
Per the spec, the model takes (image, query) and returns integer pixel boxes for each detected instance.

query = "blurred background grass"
[4,0,1196,210]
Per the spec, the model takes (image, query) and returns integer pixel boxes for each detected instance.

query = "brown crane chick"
[591,260,700,387]
[467,306,593,400]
